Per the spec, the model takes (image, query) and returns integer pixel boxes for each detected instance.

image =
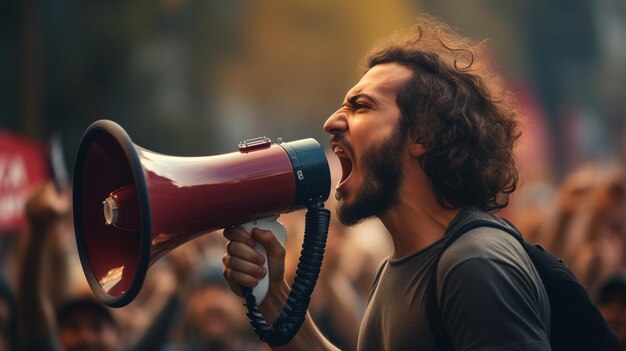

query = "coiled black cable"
[241,203,331,346]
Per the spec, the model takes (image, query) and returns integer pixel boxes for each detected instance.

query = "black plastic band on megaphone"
[242,203,331,347]
[279,139,330,210]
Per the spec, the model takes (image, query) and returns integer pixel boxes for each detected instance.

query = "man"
[56,299,122,351]
[597,274,626,351]
[17,181,124,351]
[0,276,18,351]
[222,16,550,350]
[165,267,263,351]
[17,182,180,351]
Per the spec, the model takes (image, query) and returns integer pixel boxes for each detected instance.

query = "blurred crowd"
[1,155,626,351]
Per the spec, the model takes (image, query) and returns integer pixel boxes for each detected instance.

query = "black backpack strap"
[427,215,617,351]
[426,217,521,351]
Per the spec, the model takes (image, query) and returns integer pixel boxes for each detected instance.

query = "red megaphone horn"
[73,120,331,346]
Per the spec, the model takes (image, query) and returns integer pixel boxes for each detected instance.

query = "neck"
[379,161,460,259]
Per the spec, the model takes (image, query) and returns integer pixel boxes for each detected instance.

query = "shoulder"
[435,226,552,349]
[438,226,533,280]
[436,225,547,303]
[435,225,550,324]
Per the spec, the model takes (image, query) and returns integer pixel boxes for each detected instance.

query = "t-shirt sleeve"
[438,230,551,351]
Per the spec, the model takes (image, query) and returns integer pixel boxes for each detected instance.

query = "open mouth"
[333,145,353,190]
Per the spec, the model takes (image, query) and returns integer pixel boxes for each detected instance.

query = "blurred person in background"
[164,265,263,351]
[569,164,626,294]
[597,273,626,351]
[537,163,626,295]
[222,16,552,350]
[307,213,362,351]
[16,181,185,351]
[539,164,601,260]
[0,275,19,351]
[111,244,198,348]
[16,181,123,351]
[55,298,122,351]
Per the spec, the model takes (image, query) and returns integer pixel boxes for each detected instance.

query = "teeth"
[333,146,343,155]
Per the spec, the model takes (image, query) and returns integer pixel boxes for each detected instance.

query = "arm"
[17,182,70,351]
[130,294,181,351]
[129,244,197,350]
[222,227,340,351]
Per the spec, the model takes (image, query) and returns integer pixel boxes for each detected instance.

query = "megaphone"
[73,120,331,346]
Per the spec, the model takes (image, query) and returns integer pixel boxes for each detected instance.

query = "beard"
[336,126,406,226]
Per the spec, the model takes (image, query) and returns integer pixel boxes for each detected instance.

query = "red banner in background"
[0,130,50,234]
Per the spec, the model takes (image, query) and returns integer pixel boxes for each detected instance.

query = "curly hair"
[363,15,520,212]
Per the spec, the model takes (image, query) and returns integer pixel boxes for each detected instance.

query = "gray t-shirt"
[357,213,551,350]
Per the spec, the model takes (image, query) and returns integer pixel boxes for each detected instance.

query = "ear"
[409,142,426,158]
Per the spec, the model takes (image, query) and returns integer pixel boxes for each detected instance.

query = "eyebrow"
[346,93,376,107]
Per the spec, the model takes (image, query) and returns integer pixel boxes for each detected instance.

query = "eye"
[354,102,369,111]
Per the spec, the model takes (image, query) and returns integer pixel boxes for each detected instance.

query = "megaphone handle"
[242,204,330,347]
[240,217,287,304]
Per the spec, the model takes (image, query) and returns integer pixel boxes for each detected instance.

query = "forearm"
[17,227,56,347]
[259,281,340,351]
[131,293,181,351]
[46,228,71,308]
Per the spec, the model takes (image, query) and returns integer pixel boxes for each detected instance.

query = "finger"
[223,226,255,247]
[222,257,243,297]
[223,268,259,289]
[223,268,243,297]
[251,228,286,261]
[222,254,240,295]
[224,276,243,297]
[223,255,266,279]
[226,241,266,265]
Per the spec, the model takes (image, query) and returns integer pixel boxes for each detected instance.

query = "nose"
[323,109,348,136]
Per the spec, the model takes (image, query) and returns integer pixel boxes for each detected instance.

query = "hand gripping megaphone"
[73,120,331,346]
